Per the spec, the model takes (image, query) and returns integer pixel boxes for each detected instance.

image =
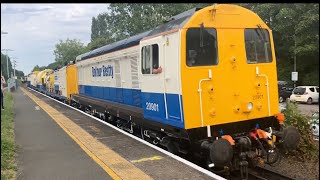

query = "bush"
[282,102,319,161]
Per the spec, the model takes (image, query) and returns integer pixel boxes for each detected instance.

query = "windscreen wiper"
[256,24,267,42]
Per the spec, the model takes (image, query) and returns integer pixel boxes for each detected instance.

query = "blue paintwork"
[54,85,59,91]
[141,92,184,128]
[78,85,185,128]
[79,85,141,107]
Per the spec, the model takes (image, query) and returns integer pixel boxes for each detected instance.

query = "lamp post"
[11,57,18,78]
[293,34,297,88]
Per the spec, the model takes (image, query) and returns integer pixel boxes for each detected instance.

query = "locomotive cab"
[180,5,280,131]
[136,5,300,173]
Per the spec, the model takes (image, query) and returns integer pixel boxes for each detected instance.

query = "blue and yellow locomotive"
[29,4,300,177]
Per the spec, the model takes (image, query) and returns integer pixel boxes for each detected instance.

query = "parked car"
[309,112,319,141]
[290,86,319,104]
[278,81,293,103]
[278,86,293,103]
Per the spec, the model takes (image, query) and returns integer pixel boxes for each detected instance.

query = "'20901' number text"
[146,102,159,112]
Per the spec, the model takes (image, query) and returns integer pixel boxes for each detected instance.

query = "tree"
[90,4,212,44]
[53,38,87,65]
[239,3,319,86]
[15,70,24,79]
[1,53,13,80]
[87,36,109,50]
[47,62,61,70]
[88,4,319,86]
[31,65,41,72]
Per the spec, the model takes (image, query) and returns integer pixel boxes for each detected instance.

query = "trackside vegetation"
[282,102,319,161]
[1,92,16,180]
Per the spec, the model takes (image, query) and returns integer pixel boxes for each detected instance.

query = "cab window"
[245,29,272,64]
[186,28,218,67]
[141,44,159,74]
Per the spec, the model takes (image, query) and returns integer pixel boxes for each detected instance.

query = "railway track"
[213,165,295,180]
[247,166,295,180]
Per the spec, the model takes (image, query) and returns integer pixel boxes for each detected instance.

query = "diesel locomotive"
[27,4,300,178]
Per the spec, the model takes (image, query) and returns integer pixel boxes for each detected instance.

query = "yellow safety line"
[131,156,163,163]
[21,88,153,180]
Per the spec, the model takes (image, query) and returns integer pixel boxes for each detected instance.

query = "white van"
[290,86,319,104]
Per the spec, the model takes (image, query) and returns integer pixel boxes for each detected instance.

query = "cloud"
[2,6,53,14]
[1,3,109,75]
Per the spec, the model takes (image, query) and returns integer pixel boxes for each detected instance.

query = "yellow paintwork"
[45,72,55,93]
[180,4,279,129]
[66,64,78,100]
[32,71,40,75]
[35,69,53,87]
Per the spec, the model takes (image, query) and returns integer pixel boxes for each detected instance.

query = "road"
[297,103,319,116]
[279,103,319,116]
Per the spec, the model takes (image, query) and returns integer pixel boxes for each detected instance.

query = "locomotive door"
[140,34,184,128]
[140,36,167,124]
[163,33,184,126]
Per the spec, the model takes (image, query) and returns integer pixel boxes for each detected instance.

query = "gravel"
[263,142,319,180]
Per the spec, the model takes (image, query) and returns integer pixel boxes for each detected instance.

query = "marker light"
[247,102,253,111]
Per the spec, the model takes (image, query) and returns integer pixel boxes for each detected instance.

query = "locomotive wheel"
[266,148,281,166]
[166,141,179,155]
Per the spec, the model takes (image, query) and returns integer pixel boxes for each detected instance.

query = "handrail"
[198,70,212,130]
[256,66,270,116]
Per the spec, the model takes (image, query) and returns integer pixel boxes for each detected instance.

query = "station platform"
[17,87,225,180]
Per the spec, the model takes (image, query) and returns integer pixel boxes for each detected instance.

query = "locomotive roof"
[76,7,202,62]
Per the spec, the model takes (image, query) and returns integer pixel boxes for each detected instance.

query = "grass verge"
[1,92,16,180]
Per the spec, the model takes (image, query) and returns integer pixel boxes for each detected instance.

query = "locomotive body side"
[53,67,67,101]
[46,72,55,94]
[139,32,184,128]
[76,46,141,107]
[27,72,37,87]
[66,64,79,101]
[29,71,40,88]
[35,69,52,91]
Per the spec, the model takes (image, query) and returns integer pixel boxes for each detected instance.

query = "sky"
[1,3,109,75]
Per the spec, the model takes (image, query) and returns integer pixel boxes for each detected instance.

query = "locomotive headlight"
[241,101,253,113]
[247,102,253,111]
